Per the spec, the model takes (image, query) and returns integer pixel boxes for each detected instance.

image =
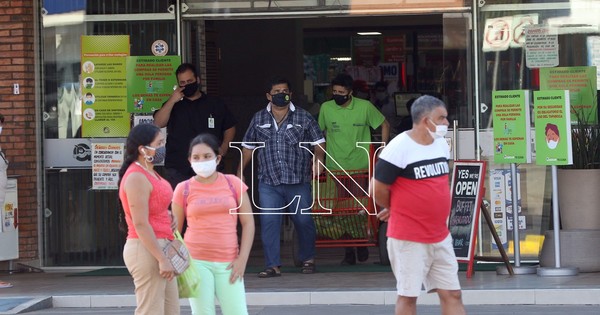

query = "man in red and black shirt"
[373,95,465,315]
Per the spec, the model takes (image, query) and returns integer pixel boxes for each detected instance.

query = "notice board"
[448,161,486,262]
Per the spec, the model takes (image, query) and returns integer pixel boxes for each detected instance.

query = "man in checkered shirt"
[239,77,325,278]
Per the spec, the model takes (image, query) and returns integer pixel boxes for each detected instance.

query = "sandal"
[0,281,12,288]
[301,261,316,274]
[258,267,281,278]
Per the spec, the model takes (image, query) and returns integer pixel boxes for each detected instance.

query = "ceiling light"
[357,32,382,36]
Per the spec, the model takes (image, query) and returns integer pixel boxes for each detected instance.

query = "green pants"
[189,259,248,315]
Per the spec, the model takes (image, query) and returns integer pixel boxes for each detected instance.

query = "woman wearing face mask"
[172,133,255,315]
[545,123,560,150]
[118,123,179,315]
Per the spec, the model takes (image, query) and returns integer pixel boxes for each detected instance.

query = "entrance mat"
[67,268,130,277]
[271,264,392,274]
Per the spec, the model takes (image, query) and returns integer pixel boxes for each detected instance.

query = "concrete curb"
[49,288,600,308]
[4,288,600,312]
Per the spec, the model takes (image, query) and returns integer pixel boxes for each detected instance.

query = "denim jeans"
[258,181,316,268]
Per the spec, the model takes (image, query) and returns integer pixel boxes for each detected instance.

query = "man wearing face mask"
[239,77,325,278]
[154,63,237,189]
[318,73,389,265]
[373,95,466,315]
[374,81,399,138]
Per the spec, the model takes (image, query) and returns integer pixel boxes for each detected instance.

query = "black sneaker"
[357,247,369,262]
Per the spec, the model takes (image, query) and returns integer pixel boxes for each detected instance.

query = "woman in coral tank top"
[118,123,179,315]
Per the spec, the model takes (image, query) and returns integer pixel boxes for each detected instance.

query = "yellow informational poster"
[81,35,130,137]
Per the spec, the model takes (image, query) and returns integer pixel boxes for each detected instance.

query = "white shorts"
[387,234,461,297]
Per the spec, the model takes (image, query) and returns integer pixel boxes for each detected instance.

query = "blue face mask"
[144,146,166,164]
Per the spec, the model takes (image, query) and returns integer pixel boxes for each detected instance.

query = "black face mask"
[333,94,349,106]
[271,93,291,107]
[182,81,199,98]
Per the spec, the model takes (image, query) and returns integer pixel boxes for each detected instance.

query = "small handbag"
[163,230,190,275]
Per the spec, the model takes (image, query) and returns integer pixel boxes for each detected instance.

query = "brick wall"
[0,0,38,260]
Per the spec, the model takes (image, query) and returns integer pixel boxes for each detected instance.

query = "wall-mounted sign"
[80,35,131,137]
[126,56,181,113]
[92,143,124,190]
[540,66,598,124]
[525,25,558,68]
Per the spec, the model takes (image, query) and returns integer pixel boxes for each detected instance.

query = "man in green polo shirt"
[318,73,390,265]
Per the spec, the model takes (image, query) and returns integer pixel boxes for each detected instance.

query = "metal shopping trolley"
[292,146,390,266]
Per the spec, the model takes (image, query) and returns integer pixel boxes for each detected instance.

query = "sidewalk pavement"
[1,267,600,314]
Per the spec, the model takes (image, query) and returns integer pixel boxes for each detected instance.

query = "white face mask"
[547,140,558,150]
[428,119,448,139]
[191,159,217,178]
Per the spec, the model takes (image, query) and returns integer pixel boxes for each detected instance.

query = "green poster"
[126,56,181,113]
[81,35,130,137]
[533,90,572,165]
[492,90,532,164]
[539,66,598,124]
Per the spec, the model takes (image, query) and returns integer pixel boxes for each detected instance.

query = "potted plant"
[557,106,600,230]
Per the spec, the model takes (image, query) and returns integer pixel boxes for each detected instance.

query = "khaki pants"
[123,238,180,315]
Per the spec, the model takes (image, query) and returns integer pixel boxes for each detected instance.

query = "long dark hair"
[118,123,161,233]
[188,133,221,158]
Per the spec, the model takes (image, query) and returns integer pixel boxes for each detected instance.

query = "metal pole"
[472,0,482,161]
[537,166,578,276]
[510,163,521,267]
[176,0,182,57]
[551,165,561,268]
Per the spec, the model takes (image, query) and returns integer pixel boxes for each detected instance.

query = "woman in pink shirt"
[172,133,255,315]
[119,124,179,315]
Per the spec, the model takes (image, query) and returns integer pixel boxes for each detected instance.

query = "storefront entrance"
[40,0,477,267]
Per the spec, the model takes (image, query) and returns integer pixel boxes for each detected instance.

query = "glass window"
[477,1,600,260]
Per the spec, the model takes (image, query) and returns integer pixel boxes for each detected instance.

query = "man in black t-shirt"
[154,63,237,188]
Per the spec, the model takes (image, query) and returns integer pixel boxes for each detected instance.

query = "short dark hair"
[0,114,4,124]
[175,63,199,78]
[266,77,291,93]
[331,74,354,90]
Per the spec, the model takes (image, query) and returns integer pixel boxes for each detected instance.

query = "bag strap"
[183,178,191,216]
[222,174,239,207]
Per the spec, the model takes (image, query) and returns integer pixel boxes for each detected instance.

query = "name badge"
[208,117,215,129]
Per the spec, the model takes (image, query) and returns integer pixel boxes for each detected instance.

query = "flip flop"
[0,281,13,288]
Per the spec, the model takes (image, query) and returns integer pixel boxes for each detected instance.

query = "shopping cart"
[292,148,390,266]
